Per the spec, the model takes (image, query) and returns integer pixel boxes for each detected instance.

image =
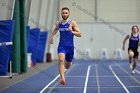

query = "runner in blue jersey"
[50,7,81,85]
[123,25,140,74]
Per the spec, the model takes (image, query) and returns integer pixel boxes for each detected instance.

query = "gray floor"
[0,61,56,91]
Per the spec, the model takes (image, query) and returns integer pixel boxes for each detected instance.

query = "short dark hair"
[132,25,139,31]
[61,7,70,12]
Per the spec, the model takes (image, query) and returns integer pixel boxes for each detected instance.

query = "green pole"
[12,0,21,73]
[20,0,28,72]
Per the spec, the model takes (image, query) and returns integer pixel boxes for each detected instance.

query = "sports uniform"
[58,20,74,62]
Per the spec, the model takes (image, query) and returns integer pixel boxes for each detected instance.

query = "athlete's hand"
[49,36,54,44]
[68,21,81,37]
[68,26,75,35]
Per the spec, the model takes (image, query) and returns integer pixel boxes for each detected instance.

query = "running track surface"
[0,60,140,93]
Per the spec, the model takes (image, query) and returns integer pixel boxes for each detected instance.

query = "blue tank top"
[58,20,74,47]
[129,33,139,49]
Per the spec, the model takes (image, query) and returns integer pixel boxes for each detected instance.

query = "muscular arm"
[69,21,81,37]
[49,21,59,44]
[122,35,130,50]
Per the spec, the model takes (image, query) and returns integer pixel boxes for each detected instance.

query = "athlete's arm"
[122,35,130,50]
[50,21,59,44]
[69,21,81,37]
[138,35,140,46]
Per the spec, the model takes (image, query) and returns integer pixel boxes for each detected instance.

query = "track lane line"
[109,65,130,93]
[114,63,140,85]
[39,74,60,93]
[83,65,91,93]
[39,64,76,93]
[95,64,101,93]
[136,70,140,74]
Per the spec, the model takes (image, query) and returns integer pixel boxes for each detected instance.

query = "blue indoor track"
[0,60,140,93]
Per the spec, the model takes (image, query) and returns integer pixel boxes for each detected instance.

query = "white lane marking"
[66,76,140,78]
[47,85,140,89]
[39,74,60,93]
[115,63,140,85]
[136,70,140,74]
[47,65,75,93]
[109,65,130,93]
[40,64,75,93]
[95,64,101,93]
[83,65,91,93]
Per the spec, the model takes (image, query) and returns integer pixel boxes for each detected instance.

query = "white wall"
[28,0,42,28]
[25,0,31,24]
[60,0,96,22]
[98,0,140,22]
[0,0,15,20]
[51,23,140,60]
[28,0,59,31]
[59,0,140,22]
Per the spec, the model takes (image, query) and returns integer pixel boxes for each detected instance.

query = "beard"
[62,15,69,20]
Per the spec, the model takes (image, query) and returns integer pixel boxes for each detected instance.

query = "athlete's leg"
[128,50,134,63]
[132,58,138,74]
[58,53,66,85]
[132,51,139,74]
[133,58,138,70]
[65,48,74,69]
[65,62,72,69]
[128,50,134,69]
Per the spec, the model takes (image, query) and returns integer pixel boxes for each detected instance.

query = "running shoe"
[59,78,65,85]
[132,69,136,74]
